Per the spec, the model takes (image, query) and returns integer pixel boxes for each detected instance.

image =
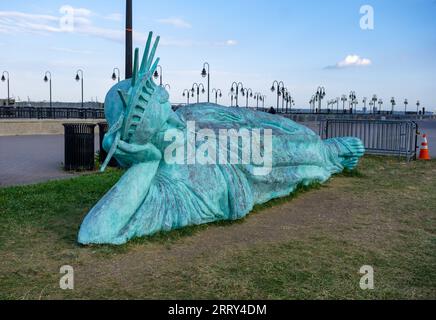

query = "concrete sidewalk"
[0,135,99,188]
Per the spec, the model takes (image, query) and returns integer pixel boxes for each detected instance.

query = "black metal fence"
[0,107,105,119]
[63,123,96,171]
[320,119,419,161]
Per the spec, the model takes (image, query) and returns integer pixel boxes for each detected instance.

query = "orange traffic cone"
[419,134,431,160]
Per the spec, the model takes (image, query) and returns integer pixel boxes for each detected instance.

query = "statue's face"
[103,79,173,151]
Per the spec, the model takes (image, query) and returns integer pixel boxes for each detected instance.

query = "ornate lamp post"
[309,95,316,113]
[75,69,84,108]
[230,82,244,107]
[371,94,378,114]
[211,88,222,104]
[286,92,295,113]
[378,98,383,113]
[254,92,262,110]
[341,95,348,113]
[43,71,52,108]
[229,92,235,107]
[201,62,210,103]
[182,89,192,104]
[1,71,10,106]
[271,80,284,110]
[315,86,326,113]
[349,91,357,114]
[416,100,420,115]
[112,67,121,83]
[242,88,253,108]
[191,83,205,103]
[362,97,368,113]
[153,65,163,86]
[404,98,408,114]
[369,101,374,112]
[390,97,396,114]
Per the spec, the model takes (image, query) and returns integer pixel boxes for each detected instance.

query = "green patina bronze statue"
[78,32,365,245]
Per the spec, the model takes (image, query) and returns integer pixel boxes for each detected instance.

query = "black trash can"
[97,122,119,167]
[63,123,96,171]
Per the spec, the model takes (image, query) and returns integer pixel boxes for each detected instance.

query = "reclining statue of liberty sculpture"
[78,32,365,245]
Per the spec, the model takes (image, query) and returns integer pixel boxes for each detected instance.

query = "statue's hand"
[114,141,162,166]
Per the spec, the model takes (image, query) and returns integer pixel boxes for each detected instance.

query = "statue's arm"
[115,141,162,166]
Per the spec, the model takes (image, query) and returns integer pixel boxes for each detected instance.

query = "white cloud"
[328,54,372,69]
[157,17,192,29]
[0,8,231,48]
[59,5,92,17]
[225,40,238,46]
[0,8,123,41]
[50,47,94,55]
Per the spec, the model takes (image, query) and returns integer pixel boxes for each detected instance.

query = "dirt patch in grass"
[0,156,435,299]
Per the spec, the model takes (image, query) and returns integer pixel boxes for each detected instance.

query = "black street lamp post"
[211,88,222,104]
[182,89,192,104]
[201,62,210,103]
[404,99,409,114]
[285,92,294,113]
[341,95,347,113]
[271,80,284,111]
[153,65,163,86]
[43,71,52,108]
[309,95,316,113]
[229,92,234,107]
[192,83,205,103]
[390,97,396,114]
[230,82,244,107]
[75,69,84,108]
[416,100,420,115]
[372,94,378,114]
[378,98,383,113]
[112,67,121,83]
[242,88,253,108]
[349,91,357,114]
[254,92,262,110]
[362,97,368,113]
[315,86,326,113]
[1,71,10,106]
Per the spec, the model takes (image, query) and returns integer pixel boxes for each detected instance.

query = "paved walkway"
[0,135,99,188]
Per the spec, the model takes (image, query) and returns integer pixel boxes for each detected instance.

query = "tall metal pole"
[125,0,133,79]
[81,77,84,108]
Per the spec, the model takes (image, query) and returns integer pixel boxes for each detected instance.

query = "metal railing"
[0,107,105,119]
[319,119,419,161]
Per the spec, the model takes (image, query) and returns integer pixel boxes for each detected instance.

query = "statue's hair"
[118,31,160,142]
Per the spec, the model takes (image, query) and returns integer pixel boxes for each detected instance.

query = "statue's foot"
[325,137,365,170]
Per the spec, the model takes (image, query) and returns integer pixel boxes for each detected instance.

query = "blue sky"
[0,0,435,110]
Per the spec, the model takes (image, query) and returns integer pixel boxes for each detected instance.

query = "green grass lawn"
[0,156,435,299]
